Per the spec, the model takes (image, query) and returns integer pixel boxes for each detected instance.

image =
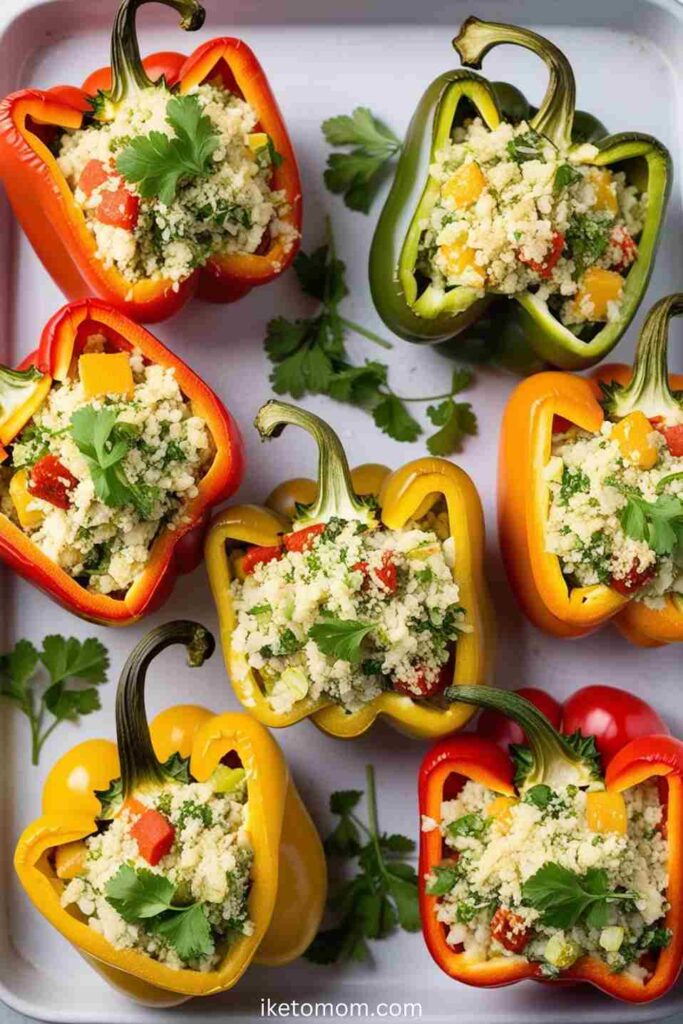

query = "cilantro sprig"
[265,227,477,453]
[619,492,683,557]
[322,108,402,213]
[305,766,419,964]
[105,865,213,962]
[0,635,109,764]
[308,618,376,664]
[116,94,219,206]
[522,862,639,930]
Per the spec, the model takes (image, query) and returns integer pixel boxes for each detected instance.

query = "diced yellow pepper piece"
[486,796,518,832]
[55,840,87,880]
[589,168,618,215]
[441,162,486,209]
[438,241,485,285]
[612,410,659,470]
[575,267,624,321]
[586,790,628,835]
[78,352,134,400]
[9,469,44,529]
[247,132,268,154]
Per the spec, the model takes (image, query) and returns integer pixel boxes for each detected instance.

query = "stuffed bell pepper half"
[0,298,243,624]
[499,292,683,647]
[0,0,301,322]
[370,17,671,370]
[419,685,683,1002]
[14,621,326,1004]
[206,400,493,739]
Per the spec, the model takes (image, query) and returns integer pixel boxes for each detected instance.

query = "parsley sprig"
[265,228,477,453]
[105,865,213,962]
[522,862,639,929]
[308,618,376,664]
[70,407,157,518]
[322,108,402,213]
[116,95,219,206]
[619,492,683,557]
[0,635,109,764]
[305,766,419,964]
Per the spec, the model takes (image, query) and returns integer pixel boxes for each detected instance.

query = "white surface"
[0,0,682,1021]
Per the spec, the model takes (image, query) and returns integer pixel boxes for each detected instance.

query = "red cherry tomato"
[28,455,78,509]
[517,231,564,279]
[477,687,563,749]
[241,544,283,575]
[283,523,326,553]
[610,561,657,596]
[561,685,669,764]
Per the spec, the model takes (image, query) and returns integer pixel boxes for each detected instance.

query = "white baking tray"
[0,0,681,1021]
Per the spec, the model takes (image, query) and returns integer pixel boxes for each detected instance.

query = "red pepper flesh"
[283,523,326,553]
[242,544,283,575]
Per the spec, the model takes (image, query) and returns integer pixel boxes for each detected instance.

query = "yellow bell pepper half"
[206,401,494,741]
[15,621,326,1005]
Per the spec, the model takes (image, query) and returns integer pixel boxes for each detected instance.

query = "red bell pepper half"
[419,685,683,1002]
[0,298,243,625]
[0,0,301,323]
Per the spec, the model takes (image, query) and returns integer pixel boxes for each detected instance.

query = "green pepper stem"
[444,686,596,792]
[255,400,376,527]
[601,293,683,421]
[116,620,214,798]
[0,365,44,425]
[102,0,205,110]
[453,17,576,151]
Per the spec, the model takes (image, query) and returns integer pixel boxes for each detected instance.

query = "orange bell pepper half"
[0,0,301,323]
[419,686,683,1002]
[0,298,243,625]
[499,293,683,647]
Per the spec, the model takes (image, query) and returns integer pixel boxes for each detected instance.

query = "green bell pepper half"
[369,17,671,371]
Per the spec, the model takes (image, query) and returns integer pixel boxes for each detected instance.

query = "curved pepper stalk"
[370,17,671,371]
[206,413,495,739]
[14,620,326,1003]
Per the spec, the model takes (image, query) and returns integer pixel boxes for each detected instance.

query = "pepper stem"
[116,620,215,798]
[453,17,576,151]
[255,400,377,528]
[101,0,205,112]
[601,293,683,421]
[444,686,599,792]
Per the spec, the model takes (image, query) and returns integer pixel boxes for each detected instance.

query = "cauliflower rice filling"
[230,513,468,714]
[423,779,669,982]
[417,118,645,327]
[61,778,253,972]
[545,423,683,606]
[0,340,213,595]
[57,82,297,286]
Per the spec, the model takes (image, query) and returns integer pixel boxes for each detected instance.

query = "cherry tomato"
[562,685,669,764]
[28,455,78,509]
[352,552,398,594]
[283,523,326,553]
[241,544,283,575]
[610,561,657,596]
[490,907,530,953]
[477,687,563,749]
[517,231,564,279]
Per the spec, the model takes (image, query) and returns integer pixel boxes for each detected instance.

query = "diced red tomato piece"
[95,188,140,230]
[131,809,175,866]
[517,231,564,279]
[610,561,657,596]
[283,523,326,553]
[78,159,111,197]
[490,907,530,953]
[609,225,638,273]
[28,455,78,510]
[660,423,683,457]
[393,658,452,699]
[352,551,398,593]
[241,544,283,575]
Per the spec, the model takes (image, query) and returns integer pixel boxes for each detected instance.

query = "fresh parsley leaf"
[506,129,546,164]
[70,406,156,515]
[522,862,638,929]
[308,618,375,664]
[565,213,612,277]
[0,635,109,765]
[524,784,553,809]
[116,94,219,205]
[426,397,477,455]
[322,107,402,213]
[373,394,421,442]
[619,493,683,557]
[447,812,488,838]
[148,902,214,961]
[426,863,459,896]
[305,765,418,964]
[554,163,581,192]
